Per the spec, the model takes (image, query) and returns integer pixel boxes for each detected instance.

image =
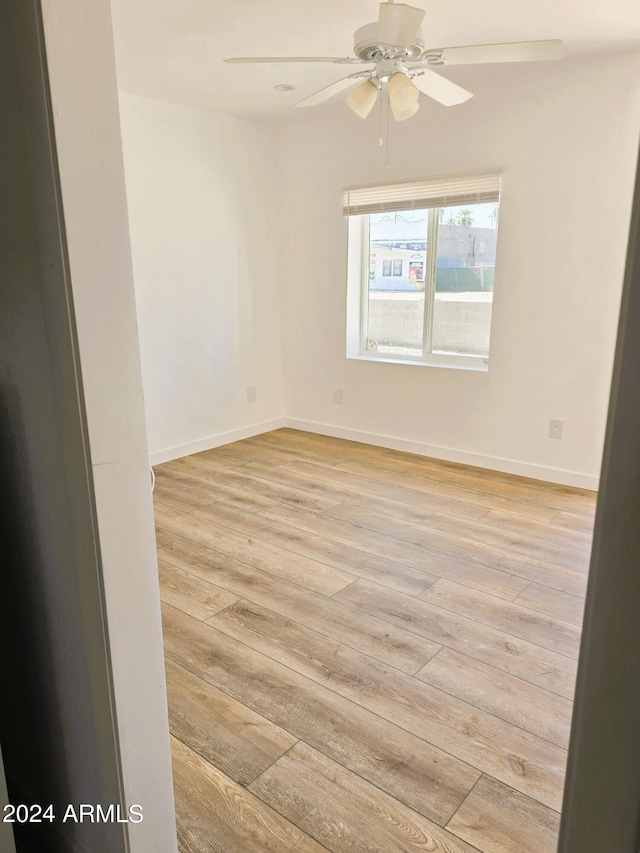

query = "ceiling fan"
[225,1,567,121]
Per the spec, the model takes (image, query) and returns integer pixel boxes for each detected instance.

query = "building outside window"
[344,174,501,369]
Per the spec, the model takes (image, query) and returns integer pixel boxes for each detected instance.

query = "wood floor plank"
[246,432,590,581]
[549,510,596,534]
[156,466,278,514]
[171,736,325,853]
[155,527,440,675]
[249,741,479,853]
[333,457,594,519]
[417,648,573,748]
[276,458,492,521]
[260,502,520,580]
[155,467,230,502]
[403,452,579,493]
[209,599,567,810]
[180,502,439,596]
[162,603,480,826]
[241,501,530,601]
[202,438,310,468]
[257,429,421,473]
[313,500,588,597]
[166,454,341,514]
[420,579,581,659]
[446,775,561,853]
[255,430,468,484]
[415,511,590,573]
[166,658,297,786]
[189,446,256,471]
[153,482,214,514]
[155,503,354,596]
[340,453,597,515]
[237,459,443,526]
[476,509,593,553]
[514,583,586,627]
[257,432,594,521]
[158,560,239,621]
[397,458,595,514]
[334,579,577,699]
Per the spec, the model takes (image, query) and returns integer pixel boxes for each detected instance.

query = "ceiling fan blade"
[294,73,371,108]
[435,39,567,66]
[412,69,473,106]
[377,3,425,48]
[224,56,365,64]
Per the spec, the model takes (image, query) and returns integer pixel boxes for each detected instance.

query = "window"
[344,173,501,369]
[381,258,403,277]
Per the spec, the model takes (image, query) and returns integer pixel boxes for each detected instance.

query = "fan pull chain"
[385,88,391,168]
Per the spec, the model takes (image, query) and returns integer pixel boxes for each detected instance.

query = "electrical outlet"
[333,388,344,405]
[246,385,256,403]
[549,419,563,439]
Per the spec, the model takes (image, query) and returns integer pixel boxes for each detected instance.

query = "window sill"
[347,352,489,372]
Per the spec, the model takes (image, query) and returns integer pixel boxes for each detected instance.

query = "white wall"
[119,95,286,463]
[41,3,177,851]
[279,54,640,488]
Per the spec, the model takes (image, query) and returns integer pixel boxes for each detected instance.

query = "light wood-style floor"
[153,428,595,853]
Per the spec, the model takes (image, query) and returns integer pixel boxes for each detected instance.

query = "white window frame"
[344,173,501,371]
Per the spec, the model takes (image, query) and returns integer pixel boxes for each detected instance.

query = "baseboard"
[284,418,600,491]
[149,416,599,490]
[149,418,287,466]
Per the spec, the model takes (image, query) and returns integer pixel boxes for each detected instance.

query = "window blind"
[342,173,501,216]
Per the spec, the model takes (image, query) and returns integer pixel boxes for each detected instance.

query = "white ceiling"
[110,0,640,122]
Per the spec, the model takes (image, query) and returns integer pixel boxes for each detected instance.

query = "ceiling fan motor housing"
[353,22,427,61]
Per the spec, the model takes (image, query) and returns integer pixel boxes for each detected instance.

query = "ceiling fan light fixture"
[345,78,379,119]
[391,100,420,121]
[387,71,419,113]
